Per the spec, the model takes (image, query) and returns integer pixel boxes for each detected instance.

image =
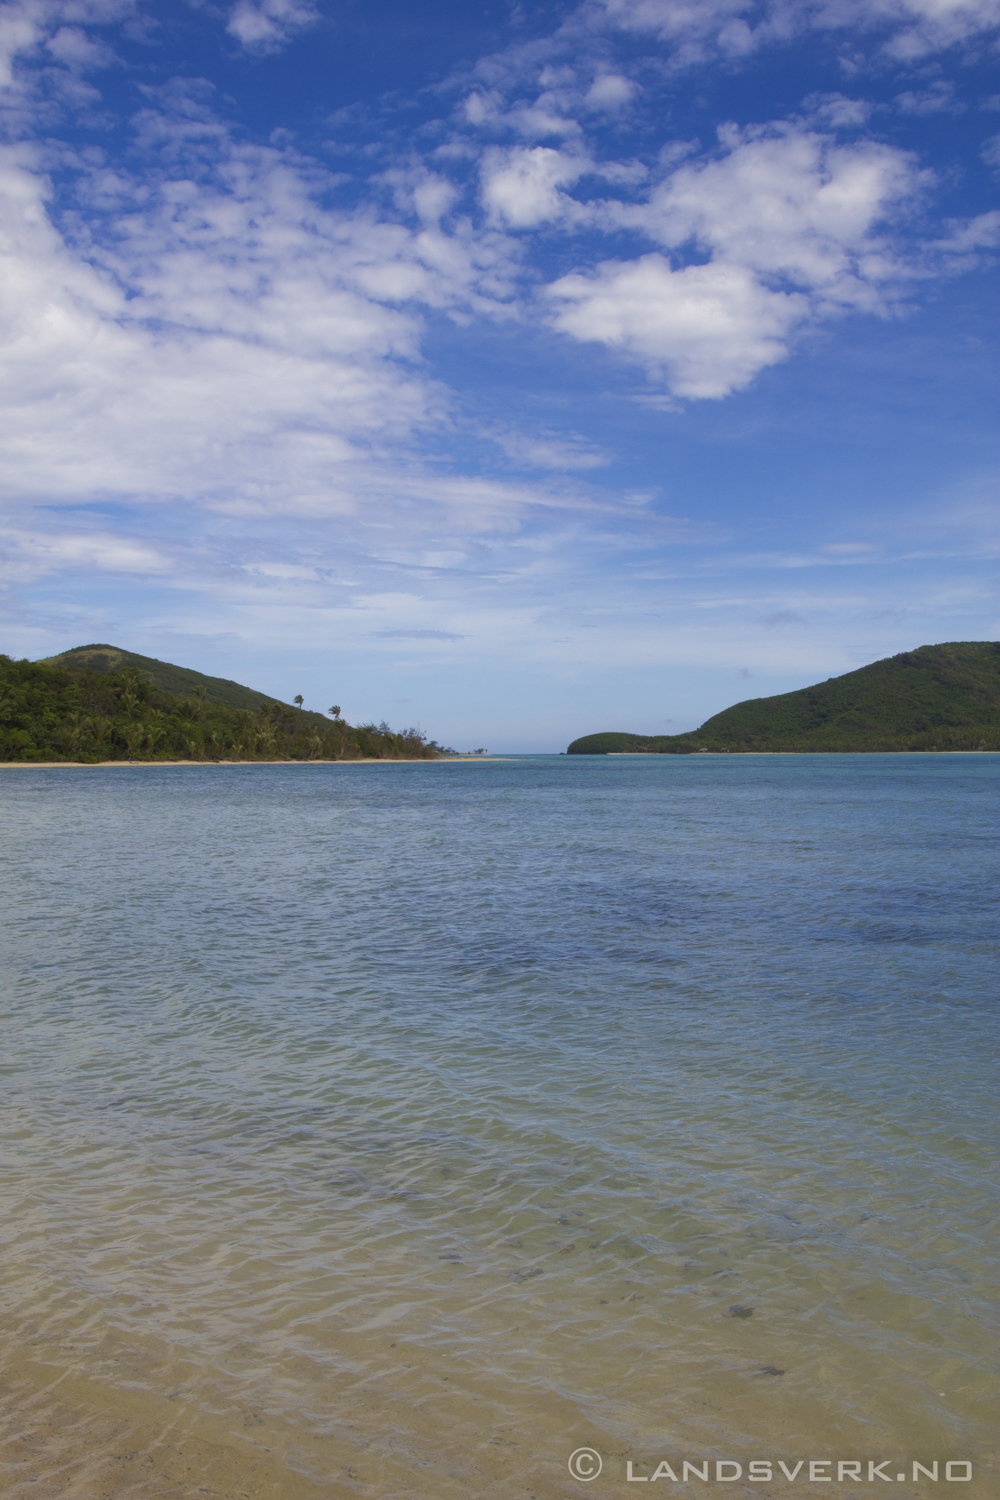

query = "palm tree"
[294,694,304,710]
[329,704,341,719]
[62,712,86,751]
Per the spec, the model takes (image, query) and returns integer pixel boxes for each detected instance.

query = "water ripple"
[1,757,997,1497]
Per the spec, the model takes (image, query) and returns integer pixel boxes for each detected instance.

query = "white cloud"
[226,0,319,54]
[635,126,923,311]
[895,80,964,113]
[472,96,582,143]
[45,24,116,70]
[548,254,807,398]
[928,208,1000,270]
[489,429,612,469]
[597,0,753,50]
[479,143,646,228]
[0,12,38,88]
[481,145,589,226]
[801,92,874,128]
[463,90,502,127]
[981,132,1000,170]
[0,143,431,505]
[543,124,934,396]
[0,0,133,93]
[595,0,1000,61]
[873,0,1000,59]
[0,108,539,536]
[0,525,169,584]
[585,73,636,109]
[0,119,624,624]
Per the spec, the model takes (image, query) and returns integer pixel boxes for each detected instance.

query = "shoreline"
[0,752,994,768]
[603,749,995,756]
[0,756,512,769]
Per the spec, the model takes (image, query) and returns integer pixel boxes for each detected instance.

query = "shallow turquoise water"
[1,756,997,1499]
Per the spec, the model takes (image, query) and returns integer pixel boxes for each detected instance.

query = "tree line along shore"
[0,654,451,764]
[567,643,1000,755]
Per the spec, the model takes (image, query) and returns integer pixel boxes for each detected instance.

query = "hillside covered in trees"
[0,652,450,763]
[40,644,286,713]
[568,643,1000,754]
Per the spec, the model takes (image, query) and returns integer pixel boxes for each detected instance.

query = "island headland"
[0,644,453,763]
[567,642,1000,754]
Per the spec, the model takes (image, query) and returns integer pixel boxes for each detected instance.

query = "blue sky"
[1,0,997,750]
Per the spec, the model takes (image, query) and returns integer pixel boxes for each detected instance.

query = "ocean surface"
[1,755,997,1500]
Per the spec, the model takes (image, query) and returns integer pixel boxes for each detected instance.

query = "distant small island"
[568,643,1000,755]
[0,644,453,763]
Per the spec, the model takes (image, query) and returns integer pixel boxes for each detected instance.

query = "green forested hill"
[1,651,449,763]
[40,643,290,713]
[568,642,1000,754]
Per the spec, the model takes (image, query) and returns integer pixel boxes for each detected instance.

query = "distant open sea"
[1,755,997,1500]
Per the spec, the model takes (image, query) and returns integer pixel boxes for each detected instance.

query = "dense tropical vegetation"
[0,654,451,762]
[568,643,1000,754]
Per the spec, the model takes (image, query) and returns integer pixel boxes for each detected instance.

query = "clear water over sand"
[1,756,997,1499]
